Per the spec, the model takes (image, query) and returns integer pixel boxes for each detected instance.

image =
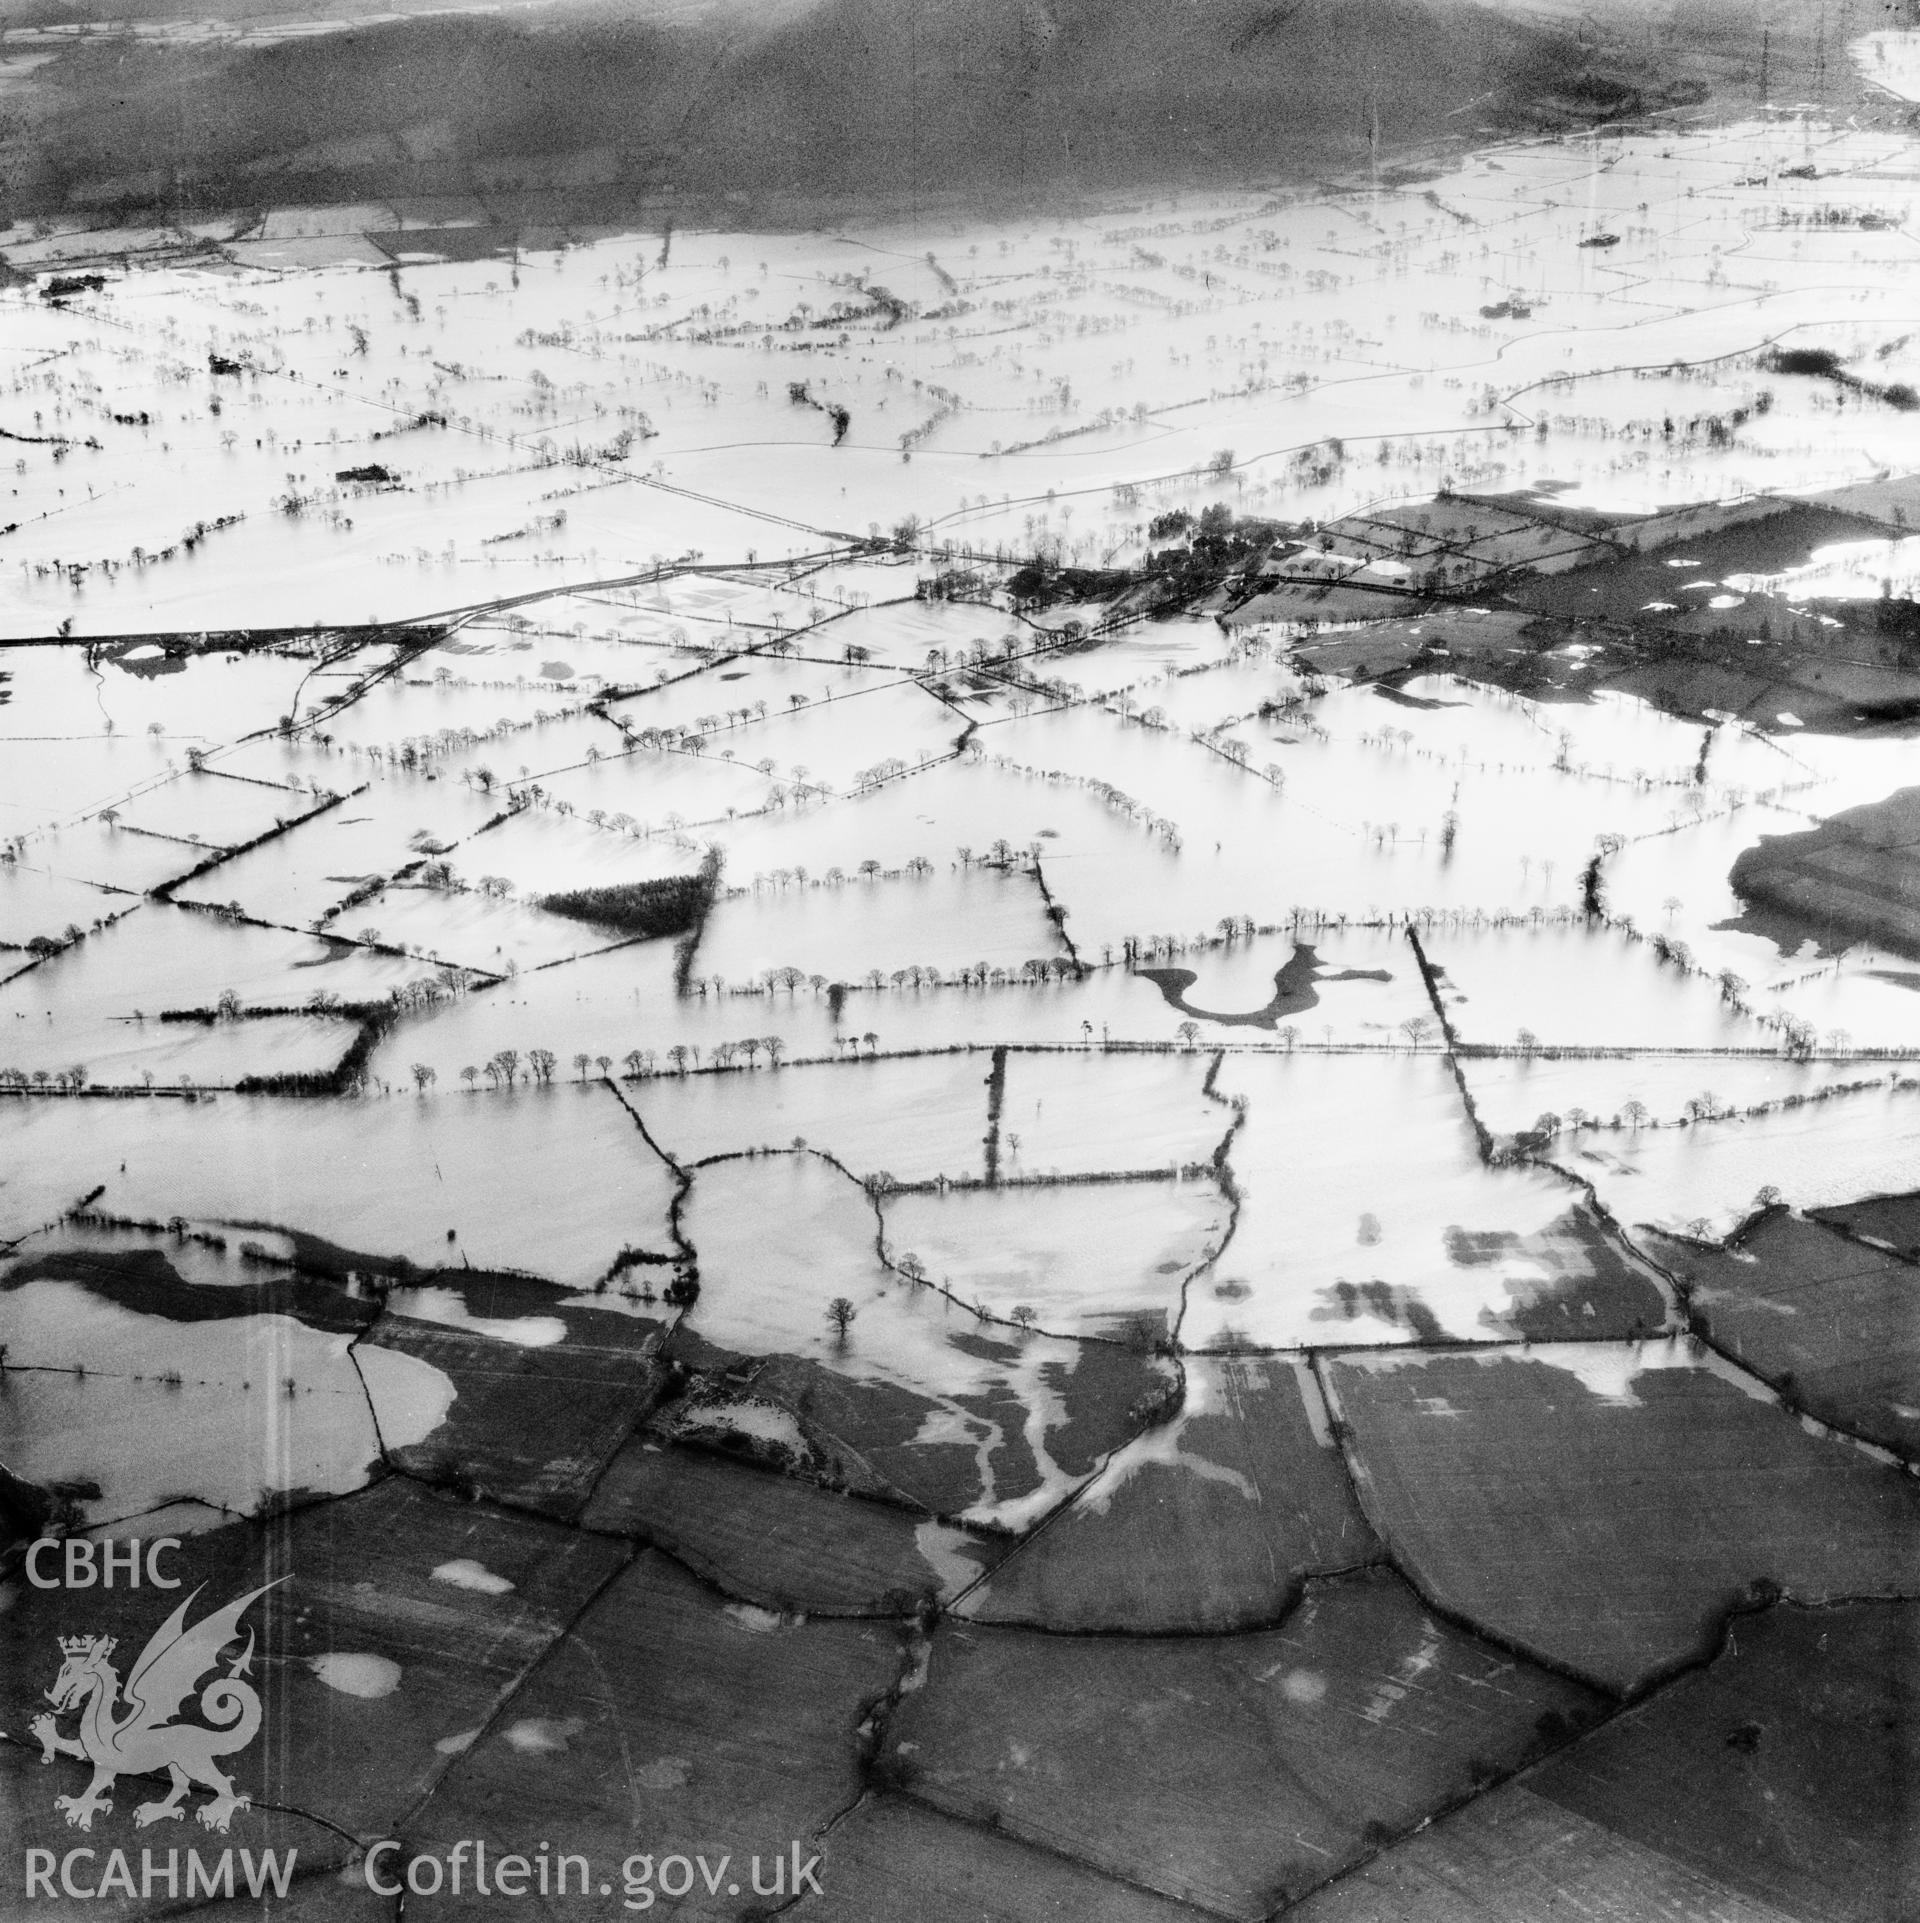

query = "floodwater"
[0,1081,679,1286]
[680,1152,1153,1528]
[3,101,1920,1581]
[0,1276,451,1524]
[17,116,1920,637]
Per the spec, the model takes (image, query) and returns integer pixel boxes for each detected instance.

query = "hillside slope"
[0,0,1709,220]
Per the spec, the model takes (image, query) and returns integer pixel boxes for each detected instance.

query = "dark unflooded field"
[1509,503,1904,626]
[1289,1599,1920,1923]
[959,1356,1378,1633]
[582,1437,1006,1614]
[1524,1601,1920,1923]
[1730,785,1920,958]
[0,1477,629,1838]
[401,1549,904,1923]
[1324,1346,1920,1693]
[891,1568,1606,1918]
[785,1796,1208,1923]
[1645,1212,1920,1455]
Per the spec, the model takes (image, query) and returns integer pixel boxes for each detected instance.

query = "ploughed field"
[6,95,1920,1923]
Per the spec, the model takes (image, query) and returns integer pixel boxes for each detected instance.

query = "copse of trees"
[1005,560,1137,609]
[1765,344,1919,412]
[1009,501,1299,614]
[1147,502,1290,565]
[539,870,710,939]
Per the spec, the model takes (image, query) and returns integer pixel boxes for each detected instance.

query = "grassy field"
[1815,1186,1920,1256]
[1730,786,1920,958]
[1325,1346,1920,1692]
[0,1740,352,1903]
[363,1297,671,1518]
[0,1476,628,1837]
[582,1437,1003,1614]
[406,1547,904,1921]
[891,1566,1605,1918]
[1527,1600,1920,1923]
[1288,1778,1808,1923]
[961,1356,1379,1632]
[787,1796,1208,1923]
[1645,1212,1920,1458]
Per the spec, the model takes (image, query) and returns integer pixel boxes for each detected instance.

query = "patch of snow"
[431,1557,515,1595]
[503,1716,586,1754]
[308,1652,402,1699]
[723,1603,789,1633]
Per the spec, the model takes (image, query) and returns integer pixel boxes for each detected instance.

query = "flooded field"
[5,67,1920,1923]
[16,114,1920,639]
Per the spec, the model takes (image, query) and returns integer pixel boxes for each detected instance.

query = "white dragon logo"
[31,1580,280,1834]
